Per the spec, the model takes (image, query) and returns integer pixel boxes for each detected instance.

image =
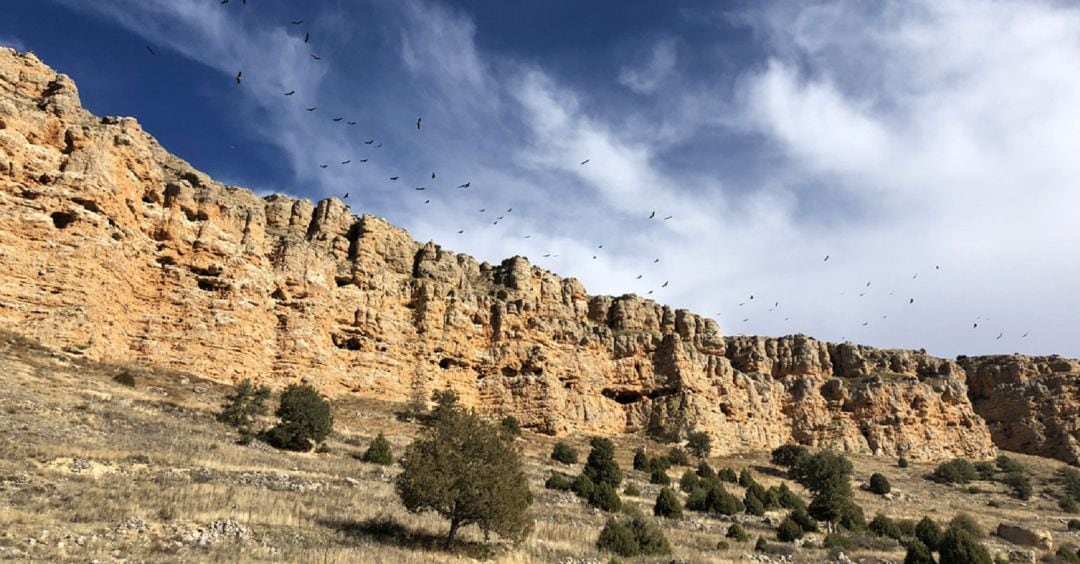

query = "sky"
[4,0,1080,358]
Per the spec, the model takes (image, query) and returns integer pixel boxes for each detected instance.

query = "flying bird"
[457,182,470,189]
[654,258,660,263]
[580,159,590,165]
[649,211,655,219]
[973,322,978,329]
[479,208,486,212]
[457,230,464,234]
[304,32,310,43]
[364,139,375,144]
[333,117,343,122]
[358,159,368,163]
[996,332,1003,340]
[415,187,425,191]
[1021,332,1029,338]
[664,215,672,220]
[824,255,830,261]
[424,200,430,204]
[909,298,914,304]
[146,45,156,56]
[661,281,669,288]
[866,281,871,287]
[862,322,869,326]
[311,54,321,60]
[347,121,356,125]
[636,275,642,279]
[284,90,295,96]
[319,164,328,169]
[389,176,399,181]
[416,117,422,130]
[912,273,918,279]
[343,192,349,199]
[306,106,317,112]
[522,235,531,239]
[291,19,303,25]
[432,172,436,179]
[341,160,351,165]
[507,208,513,213]
[235,71,242,84]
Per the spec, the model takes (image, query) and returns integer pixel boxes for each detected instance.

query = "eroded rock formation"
[1,48,1074,462]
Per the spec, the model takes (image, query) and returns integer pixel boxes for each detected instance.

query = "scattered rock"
[997,523,1053,551]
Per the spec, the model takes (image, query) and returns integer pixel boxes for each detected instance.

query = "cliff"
[1,48,1074,462]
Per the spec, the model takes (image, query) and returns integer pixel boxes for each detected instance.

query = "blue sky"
[4,1,1080,357]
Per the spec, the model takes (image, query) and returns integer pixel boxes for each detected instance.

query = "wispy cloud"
[44,0,1080,357]
[0,35,25,52]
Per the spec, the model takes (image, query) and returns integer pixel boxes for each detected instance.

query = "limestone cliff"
[1,48,1072,462]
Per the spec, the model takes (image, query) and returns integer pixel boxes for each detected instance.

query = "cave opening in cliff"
[602,389,644,405]
[50,211,76,229]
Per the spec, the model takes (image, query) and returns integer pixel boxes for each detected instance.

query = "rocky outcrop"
[0,47,1043,462]
[996,524,1053,551]
[960,355,1080,465]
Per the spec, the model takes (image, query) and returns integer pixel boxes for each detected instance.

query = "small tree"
[930,459,978,484]
[654,487,683,518]
[650,466,671,485]
[898,456,909,468]
[869,473,892,495]
[666,447,690,466]
[744,490,766,516]
[583,437,623,488]
[727,523,750,542]
[771,444,810,468]
[551,441,579,464]
[218,379,271,433]
[597,512,671,557]
[791,507,818,532]
[904,539,936,564]
[633,447,650,471]
[739,468,756,488]
[396,398,532,548]
[686,431,712,461]
[777,516,804,542]
[1002,471,1032,500]
[869,513,903,540]
[938,529,992,564]
[265,383,333,451]
[679,469,700,493]
[697,461,716,480]
[500,415,522,437]
[589,482,622,512]
[915,517,943,551]
[361,433,393,465]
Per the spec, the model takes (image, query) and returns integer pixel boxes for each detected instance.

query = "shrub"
[623,483,641,497]
[395,395,532,548]
[583,437,622,488]
[938,528,992,564]
[755,536,768,552]
[697,461,716,480]
[545,473,574,491]
[1061,496,1079,513]
[1059,467,1080,499]
[1002,471,1032,500]
[265,384,333,451]
[361,433,393,465]
[727,523,750,542]
[777,516,804,542]
[113,370,136,387]
[686,431,712,460]
[771,444,810,468]
[649,467,671,485]
[791,507,819,532]
[649,456,672,474]
[869,473,892,495]
[551,441,579,464]
[679,469,700,493]
[632,447,650,472]
[596,513,671,557]
[653,487,683,518]
[1055,546,1080,564]
[716,540,730,550]
[1068,519,1080,531]
[744,489,766,516]
[792,451,861,529]
[973,461,996,481]
[739,468,756,488]
[589,482,622,512]
[687,481,744,515]
[904,539,936,564]
[823,532,853,550]
[500,415,522,437]
[995,454,1023,474]
[777,483,806,510]
[869,513,903,540]
[948,513,984,539]
[217,379,271,433]
[915,516,943,551]
[930,459,978,484]
[898,456,909,468]
[666,447,690,466]
[718,467,738,483]
[572,474,595,498]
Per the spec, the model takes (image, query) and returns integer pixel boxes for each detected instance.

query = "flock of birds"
[141,2,1028,345]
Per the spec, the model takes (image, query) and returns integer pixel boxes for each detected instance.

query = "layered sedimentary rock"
[4,47,1071,462]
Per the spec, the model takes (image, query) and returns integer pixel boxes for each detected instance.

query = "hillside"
[0,47,1078,464]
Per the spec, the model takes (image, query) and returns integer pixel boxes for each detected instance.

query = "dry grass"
[0,330,1077,562]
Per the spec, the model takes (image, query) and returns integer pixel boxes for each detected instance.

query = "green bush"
[930,459,978,484]
[551,441,579,464]
[995,454,1023,474]
[755,536,768,552]
[948,513,983,540]
[623,483,641,497]
[1055,546,1080,564]
[649,467,671,485]
[777,516,804,542]
[727,523,750,542]
[666,447,690,466]
[649,456,672,474]
[653,487,683,518]
[938,529,992,564]
[716,540,730,550]
[869,473,892,495]
[744,489,766,516]
[596,513,671,557]
[500,415,522,437]
[545,472,574,491]
[679,469,700,493]
[697,461,716,480]
[898,456,909,468]
[1068,518,1080,531]
[739,468,756,488]
[686,480,744,515]
[791,507,819,532]
[869,513,903,540]
[915,516,943,551]
[718,467,738,483]
[113,370,136,387]
[218,379,271,433]
[589,482,622,512]
[1002,471,1032,500]
[1061,496,1079,513]
[632,447,649,472]
[572,474,595,498]
[904,539,936,564]
[777,483,806,510]
[973,461,996,481]
[265,383,333,451]
[686,431,712,460]
[771,444,810,468]
[823,532,853,550]
[583,437,623,488]
[361,433,394,465]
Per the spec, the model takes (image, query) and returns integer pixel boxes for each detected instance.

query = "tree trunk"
[445,519,461,549]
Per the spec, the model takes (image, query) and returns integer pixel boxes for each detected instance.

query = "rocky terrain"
[0,47,1077,463]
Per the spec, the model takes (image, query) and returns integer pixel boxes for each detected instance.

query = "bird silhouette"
[358,159,368,163]
[306,106,317,112]
[389,176,399,181]
[457,230,464,234]
[311,54,321,60]
[291,19,303,25]
[912,273,918,279]
[654,258,659,263]
[416,117,422,130]
[341,160,351,165]
[319,164,328,169]
[909,298,914,304]
[415,187,425,191]
[284,90,295,96]
[973,322,978,329]
[235,71,242,84]
[862,322,869,326]
[580,159,590,165]
[333,117,343,122]
[1021,332,1029,338]
[996,332,1003,340]
[457,182,471,189]
[343,192,349,199]
[304,32,310,43]
[866,281,871,287]
[636,275,642,279]
[347,121,356,125]
[479,208,485,212]
[661,281,669,288]
[649,211,655,219]
[522,235,531,239]
[424,199,430,204]
[663,215,672,220]
[507,208,513,213]
[431,172,436,179]
[364,139,375,144]
[146,45,156,56]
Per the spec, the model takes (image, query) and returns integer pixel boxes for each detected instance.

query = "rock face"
[995,524,1053,551]
[961,355,1080,464]
[2,47,1070,462]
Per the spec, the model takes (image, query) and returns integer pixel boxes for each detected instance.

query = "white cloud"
[0,35,25,52]
[619,38,677,94]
